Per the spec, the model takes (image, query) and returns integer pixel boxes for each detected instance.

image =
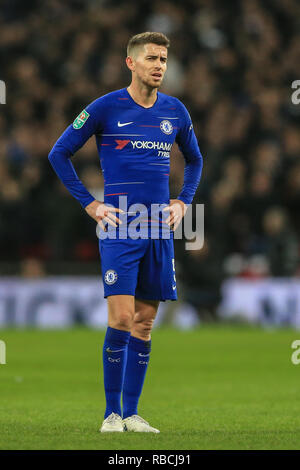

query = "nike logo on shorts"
[117,121,133,127]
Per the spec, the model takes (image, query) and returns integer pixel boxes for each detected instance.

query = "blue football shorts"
[99,238,177,301]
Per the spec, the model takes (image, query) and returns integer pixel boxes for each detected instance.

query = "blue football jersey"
[49,87,202,213]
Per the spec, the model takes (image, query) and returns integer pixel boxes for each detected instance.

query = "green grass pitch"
[0,325,300,450]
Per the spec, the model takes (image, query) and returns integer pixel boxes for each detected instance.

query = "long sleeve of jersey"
[175,99,203,205]
[48,99,104,208]
[48,90,203,210]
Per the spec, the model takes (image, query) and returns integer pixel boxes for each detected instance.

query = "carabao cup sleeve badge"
[73,109,90,129]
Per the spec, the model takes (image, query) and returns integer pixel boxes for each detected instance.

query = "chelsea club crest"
[104,270,118,285]
[160,120,173,135]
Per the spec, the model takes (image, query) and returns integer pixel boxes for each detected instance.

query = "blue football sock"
[122,335,151,419]
[103,326,130,419]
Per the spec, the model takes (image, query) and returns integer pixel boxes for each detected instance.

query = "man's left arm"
[164,100,203,230]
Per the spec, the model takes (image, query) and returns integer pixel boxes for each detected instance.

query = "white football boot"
[123,415,160,433]
[100,412,124,432]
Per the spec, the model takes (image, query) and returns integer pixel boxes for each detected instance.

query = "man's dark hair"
[127,32,170,57]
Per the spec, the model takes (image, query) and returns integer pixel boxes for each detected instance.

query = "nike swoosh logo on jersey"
[138,352,150,357]
[172,285,177,290]
[106,347,125,353]
[117,121,133,127]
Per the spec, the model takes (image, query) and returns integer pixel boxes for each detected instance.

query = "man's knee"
[109,311,133,331]
[108,295,135,331]
[132,311,156,339]
[115,311,133,330]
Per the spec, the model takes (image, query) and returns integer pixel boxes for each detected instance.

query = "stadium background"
[1,0,299,327]
[1,0,300,452]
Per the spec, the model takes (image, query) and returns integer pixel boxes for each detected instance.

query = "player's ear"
[126,56,135,72]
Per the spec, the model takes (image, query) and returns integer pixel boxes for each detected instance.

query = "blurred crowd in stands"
[0,0,300,317]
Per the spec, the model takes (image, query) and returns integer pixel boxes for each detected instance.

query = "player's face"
[133,43,168,89]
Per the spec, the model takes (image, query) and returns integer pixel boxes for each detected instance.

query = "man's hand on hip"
[163,199,187,231]
[85,200,123,232]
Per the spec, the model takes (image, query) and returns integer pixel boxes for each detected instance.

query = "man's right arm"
[48,99,122,228]
[48,140,96,208]
[48,101,102,209]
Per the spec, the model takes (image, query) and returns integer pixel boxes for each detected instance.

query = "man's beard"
[142,76,162,90]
